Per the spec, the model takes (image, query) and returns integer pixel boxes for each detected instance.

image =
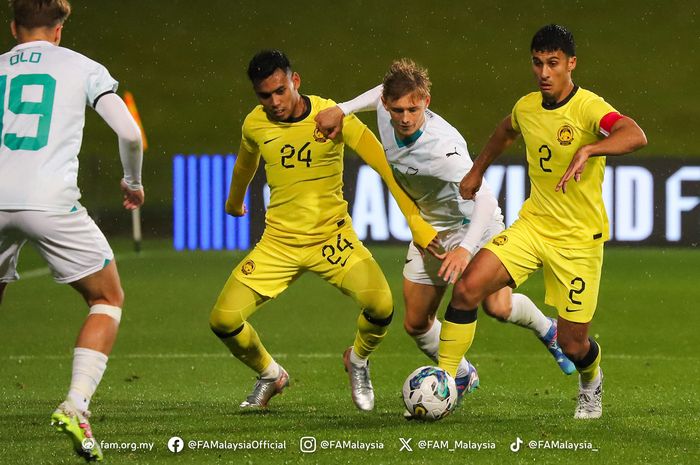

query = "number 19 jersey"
[0,41,118,211]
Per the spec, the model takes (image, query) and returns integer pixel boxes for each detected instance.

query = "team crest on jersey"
[557,125,574,146]
[241,260,256,275]
[313,128,328,143]
[492,235,508,246]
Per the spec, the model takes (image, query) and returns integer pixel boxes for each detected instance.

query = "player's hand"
[460,169,482,200]
[437,246,471,284]
[425,235,446,259]
[120,179,144,210]
[556,146,591,193]
[314,105,345,140]
[225,200,247,217]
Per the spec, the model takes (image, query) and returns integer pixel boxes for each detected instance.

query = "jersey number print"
[0,74,56,151]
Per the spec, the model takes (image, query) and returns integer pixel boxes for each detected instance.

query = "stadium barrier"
[173,155,699,250]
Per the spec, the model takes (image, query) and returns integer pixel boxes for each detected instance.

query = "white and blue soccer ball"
[402,366,458,421]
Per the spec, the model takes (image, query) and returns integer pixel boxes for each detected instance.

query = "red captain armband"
[599,112,624,136]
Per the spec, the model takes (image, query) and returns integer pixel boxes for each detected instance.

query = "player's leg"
[337,255,393,411]
[543,244,604,418]
[0,215,25,306]
[24,208,119,461]
[402,236,479,396]
[209,240,297,408]
[438,249,512,377]
[403,279,479,399]
[482,288,575,374]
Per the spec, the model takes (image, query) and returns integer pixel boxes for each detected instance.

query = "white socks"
[413,319,470,378]
[67,347,108,412]
[260,360,281,380]
[507,293,552,337]
[349,348,368,367]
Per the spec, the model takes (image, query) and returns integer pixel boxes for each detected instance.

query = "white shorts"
[403,220,505,286]
[0,208,114,284]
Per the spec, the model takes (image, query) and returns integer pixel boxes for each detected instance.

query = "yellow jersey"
[511,86,617,248]
[241,94,436,246]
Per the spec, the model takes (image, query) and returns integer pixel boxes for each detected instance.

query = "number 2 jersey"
[0,41,118,211]
[511,86,618,248]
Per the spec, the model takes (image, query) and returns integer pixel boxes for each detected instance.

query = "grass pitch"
[0,239,698,464]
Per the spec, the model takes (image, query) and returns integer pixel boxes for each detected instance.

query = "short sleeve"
[582,95,617,135]
[86,62,118,108]
[341,114,368,149]
[240,116,258,154]
[510,99,522,132]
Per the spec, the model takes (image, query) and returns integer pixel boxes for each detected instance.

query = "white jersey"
[375,102,501,231]
[0,41,118,211]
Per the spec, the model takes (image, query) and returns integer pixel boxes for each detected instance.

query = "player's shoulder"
[308,95,337,113]
[513,91,542,111]
[53,45,107,71]
[242,105,267,130]
[424,109,467,147]
[572,86,611,107]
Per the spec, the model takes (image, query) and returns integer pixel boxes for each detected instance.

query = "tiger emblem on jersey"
[557,125,574,146]
[313,127,328,143]
[492,235,508,246]
[241,260,256,275]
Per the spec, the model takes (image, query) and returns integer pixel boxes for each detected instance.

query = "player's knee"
[482,300,509,321]
[557,331,588,360]
[451,275,482,309]
[209,306,244,338]
[91,285,124,308]
[364,290,394,321]
[403,317,431,337]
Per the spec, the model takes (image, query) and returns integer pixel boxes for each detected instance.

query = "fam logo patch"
[557,124,574,146]
[313,127,328,143]
[492,235,508,246]
[241,260,256,275]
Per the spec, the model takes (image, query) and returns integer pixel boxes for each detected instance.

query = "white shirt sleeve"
[458,180,498,256]
[337,84,383,115]
[94,93,143,190]
[85,62,119,108]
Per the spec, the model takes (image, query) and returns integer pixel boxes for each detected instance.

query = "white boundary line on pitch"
[3,352,694,361]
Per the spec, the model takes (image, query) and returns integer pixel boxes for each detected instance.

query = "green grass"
[1,239,698,464]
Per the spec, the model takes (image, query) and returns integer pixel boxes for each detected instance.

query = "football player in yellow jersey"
[208,50,438,412]
[441,25,647,419]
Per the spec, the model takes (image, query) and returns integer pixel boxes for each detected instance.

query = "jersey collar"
[281,95,312,123]
[11,40,55,52]
[541,85,579,110]
[394,117,428,148]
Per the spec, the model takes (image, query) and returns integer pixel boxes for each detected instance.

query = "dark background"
[1,0,698,236]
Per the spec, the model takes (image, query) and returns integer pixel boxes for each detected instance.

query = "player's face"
[382,92,431,139]
[531,49,576,103]
[253,69,302,122]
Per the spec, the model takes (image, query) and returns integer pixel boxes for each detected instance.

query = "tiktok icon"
[510,437,523,453]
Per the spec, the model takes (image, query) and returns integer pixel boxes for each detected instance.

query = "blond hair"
[382,58,432,102]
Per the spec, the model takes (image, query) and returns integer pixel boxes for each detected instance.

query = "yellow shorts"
[233,220,373,298]
[483,219,604,323]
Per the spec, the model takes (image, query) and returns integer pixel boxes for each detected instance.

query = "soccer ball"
[402,366,458,421]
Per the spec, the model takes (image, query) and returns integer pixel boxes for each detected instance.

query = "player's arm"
[557,114,647,192]
[94,93,144,210]
[225,144,260,216]
[315,85,383,139]
[350,128,438,248]
[460,114,520,200]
